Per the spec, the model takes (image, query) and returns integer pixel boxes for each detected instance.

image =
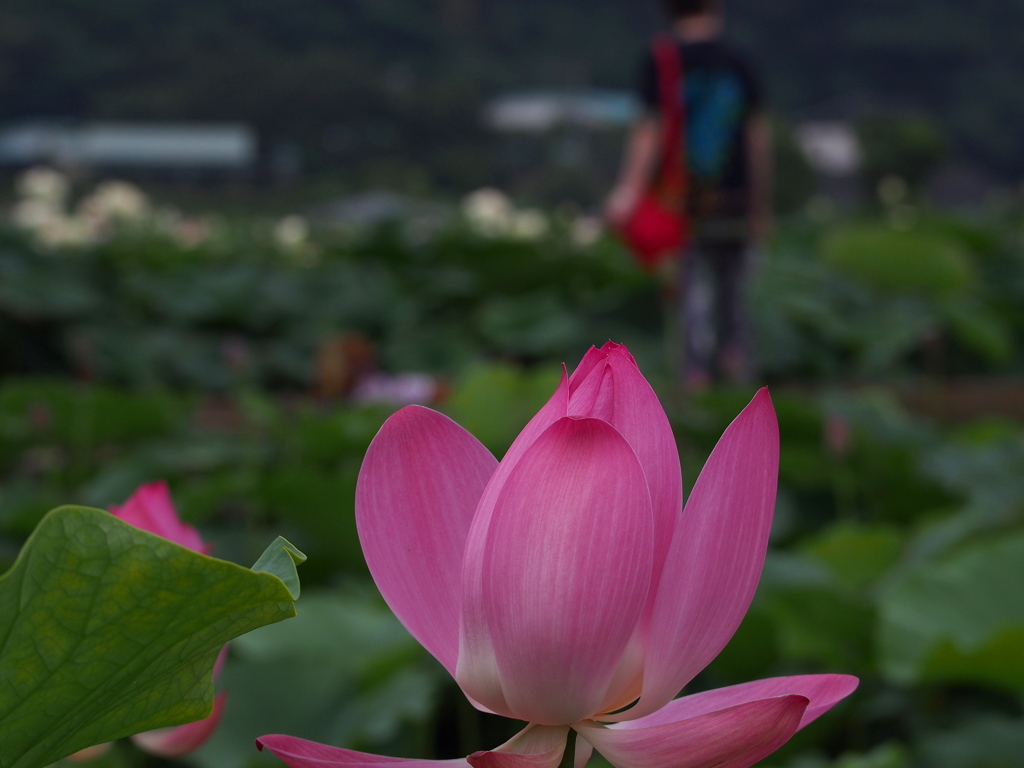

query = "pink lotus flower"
[110,481,227,758]
[258,342,857,768]
[109,480,210,555]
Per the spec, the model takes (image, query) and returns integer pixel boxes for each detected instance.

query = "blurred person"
[606,0,771,391]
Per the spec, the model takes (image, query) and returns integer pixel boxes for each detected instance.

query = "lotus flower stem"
[555,729,577,768]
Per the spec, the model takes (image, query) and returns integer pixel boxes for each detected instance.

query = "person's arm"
[604,115,661,224]
[746,112,773,244]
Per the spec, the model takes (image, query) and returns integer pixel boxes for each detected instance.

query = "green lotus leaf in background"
[822,224,976,297]
[193,588,445,768]
[804,522,903,590]
[919,715,1024,768]
[877,531,1024,690]
[0,506,304,768]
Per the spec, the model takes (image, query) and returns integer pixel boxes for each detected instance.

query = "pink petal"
[457,370,571,715]
[576,694,808,768]
[465,748,556,768]
[132,690,227,757]
[356,406,497,676]
[468,725,573,768]
[457,343,676,717]
[614,675,859,732]
[213,643,229,678]
[470,417,654,725]
[256,736,468,768]
[567,342,683,625]
[621,389,779,720]
[110,480,208,554]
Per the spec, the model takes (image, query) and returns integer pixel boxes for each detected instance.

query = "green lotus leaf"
[822,224,975,297]
[0,506,304,768]
[877,531,1024,689]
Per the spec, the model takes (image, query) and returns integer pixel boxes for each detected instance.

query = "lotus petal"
[467,417,654,725]
[357,406,497,675]
[132,690,228,758]
[576,694,807,768]
[567,342,683,620]
[469,724,592,768]
[624,389,779,719]
[613,675,859,732]
[110,480,208,554]
[257,736,468,768]
[456,368,572,715]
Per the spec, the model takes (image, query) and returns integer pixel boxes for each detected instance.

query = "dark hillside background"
[2,0,1022,189]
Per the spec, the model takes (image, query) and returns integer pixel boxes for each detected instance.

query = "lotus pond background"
[2,172,1024,768]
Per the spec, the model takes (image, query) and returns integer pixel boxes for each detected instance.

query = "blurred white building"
[0,121,257,176]
[483,90,638,132]
[794,121,862,176]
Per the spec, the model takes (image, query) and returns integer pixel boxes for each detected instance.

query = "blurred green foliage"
[773,122,818,216]
[857,116,948,198]
[0,370,1022,768]
[3,201,1024,767]
[752,211,1024,379]
[0,222,660,387]
[4,202,1024,391]
[821,225,973,297]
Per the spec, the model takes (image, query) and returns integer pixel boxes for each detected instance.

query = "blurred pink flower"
[110,481,226,757]
[258,342,857,768]
[109,480,210,554]
[824,413,853,457]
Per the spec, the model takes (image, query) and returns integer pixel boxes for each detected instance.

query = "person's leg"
[708,239,752,383]
[678,242,715,391]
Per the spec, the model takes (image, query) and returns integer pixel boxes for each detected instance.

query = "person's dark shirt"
[638,38,763,214]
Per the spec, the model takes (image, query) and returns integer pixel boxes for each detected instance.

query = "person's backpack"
[682,63,748,218]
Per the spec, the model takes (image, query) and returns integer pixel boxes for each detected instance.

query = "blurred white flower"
[79,180,150,223]
[16,166,70,205]
[273,215,309,249]
[175,216,212,249]
[12,198,64,230]
[34,215,94,249]
[571,215,604,247]
[510,208,549,240]
[462,187,513,235]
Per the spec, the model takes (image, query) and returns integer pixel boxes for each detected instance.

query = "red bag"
[616,37,689,272]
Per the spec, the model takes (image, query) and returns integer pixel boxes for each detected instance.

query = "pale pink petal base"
[256,737,468,768]
[577,695,808,768]
[468,724,591,768]
[132,690,228,758]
